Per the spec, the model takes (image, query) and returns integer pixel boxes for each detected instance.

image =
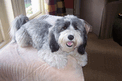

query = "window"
[11,0,45,19]
[24,0,40,17]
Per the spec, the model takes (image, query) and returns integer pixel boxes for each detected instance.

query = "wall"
[80,0,105,36]
[64,0,73,8]
[4,0,14,26]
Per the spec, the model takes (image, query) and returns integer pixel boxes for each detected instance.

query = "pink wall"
[64,0,74,8]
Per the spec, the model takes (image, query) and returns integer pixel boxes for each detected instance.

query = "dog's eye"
[74,26,78,30]
[61,26,67,32]
[62,26,67,30]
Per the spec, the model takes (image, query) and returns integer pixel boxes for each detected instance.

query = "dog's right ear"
[49,30,59,52]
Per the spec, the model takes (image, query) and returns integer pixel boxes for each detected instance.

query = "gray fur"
[10,15,87,52]
[54,16,85,35]
[53,16,87,54]
[10,15,88,68]
[16,18,51,49]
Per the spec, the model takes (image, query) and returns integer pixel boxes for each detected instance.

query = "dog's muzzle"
[66,35,75,47]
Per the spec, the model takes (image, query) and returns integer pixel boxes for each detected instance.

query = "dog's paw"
[38,50,68,69]
[72,52,88,67]
[77,58,87,67]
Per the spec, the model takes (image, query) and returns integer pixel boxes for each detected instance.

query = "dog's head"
[49,15,91,54]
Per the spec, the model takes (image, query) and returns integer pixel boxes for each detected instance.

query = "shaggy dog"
[10,15,91,69]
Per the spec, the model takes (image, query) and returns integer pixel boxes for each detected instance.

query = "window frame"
[0,22,3,43]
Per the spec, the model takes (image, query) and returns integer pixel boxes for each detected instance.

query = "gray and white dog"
[10,15,91,69]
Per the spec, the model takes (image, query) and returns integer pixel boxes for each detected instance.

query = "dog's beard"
[58,30,83,53]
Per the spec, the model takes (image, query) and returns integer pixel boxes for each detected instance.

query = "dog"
[10,15,91,69]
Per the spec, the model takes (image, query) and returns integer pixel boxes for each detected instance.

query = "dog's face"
[49,15,91,54]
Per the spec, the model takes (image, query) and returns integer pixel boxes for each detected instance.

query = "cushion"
[0,43,84,81]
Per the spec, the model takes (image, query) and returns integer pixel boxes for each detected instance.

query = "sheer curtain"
[44,0,66,16]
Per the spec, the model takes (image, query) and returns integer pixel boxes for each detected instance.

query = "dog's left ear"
[80,19,92,34]
[78,28,87,55]
[49,30,59,52]
[78,19,91,54]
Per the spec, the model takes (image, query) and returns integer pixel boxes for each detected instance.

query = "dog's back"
[10,15,52,49]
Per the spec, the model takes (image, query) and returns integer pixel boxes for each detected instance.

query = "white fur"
[37,15,87,68]
[58,27,83,52]
[38,49,68,69]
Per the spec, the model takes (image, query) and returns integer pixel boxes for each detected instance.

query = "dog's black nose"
[68,35,74,40]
